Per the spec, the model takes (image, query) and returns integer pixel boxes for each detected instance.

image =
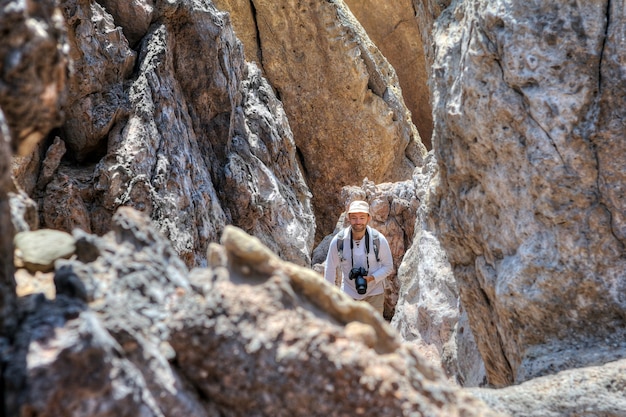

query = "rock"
[471,359,626,417]
[61,0,135,161]
[0,0,69,155]
[431,0,626,386]
[14,269,56,300]
[23,0,316,268]
[212,0,261,66]
[249,0,426,240]
[4,207,505,416]
[392,154,486,386]
[95,0,155,46]
[14,230,76,273]
[344,0,434,147]
[35,136,66,192]
[0,108,18,337]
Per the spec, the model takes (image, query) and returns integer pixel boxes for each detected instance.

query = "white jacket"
[323,226,393,300]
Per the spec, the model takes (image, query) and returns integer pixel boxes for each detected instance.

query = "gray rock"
[431,0,626,385]
[471,359,626,417]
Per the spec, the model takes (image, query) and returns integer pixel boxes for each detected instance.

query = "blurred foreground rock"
[5,207,503,417]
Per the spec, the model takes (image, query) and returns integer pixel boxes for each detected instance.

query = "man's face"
[348,212,369,233]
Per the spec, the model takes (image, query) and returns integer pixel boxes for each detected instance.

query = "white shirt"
[323,226,394,300]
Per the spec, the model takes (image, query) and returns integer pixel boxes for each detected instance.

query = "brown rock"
[344,0,434,148]
[61,0,135,160]
[4,209,504,417]
[213,0,262,66]
[96,0,155,46]
[250,0,426,241]
[0,0,69,155]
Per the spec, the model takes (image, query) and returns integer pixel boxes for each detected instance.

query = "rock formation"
[391,153,486,387]
[431,0,626,386]
[3,0,626,415]
[213,0,427,241]
[343,0,433,148]
[11,0,315,268]
[4,207,503,417]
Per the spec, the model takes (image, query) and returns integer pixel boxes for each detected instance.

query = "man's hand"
[366,275,375,283]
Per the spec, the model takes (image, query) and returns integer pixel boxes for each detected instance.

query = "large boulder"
[5,207,504,417]
[431,0,626,386]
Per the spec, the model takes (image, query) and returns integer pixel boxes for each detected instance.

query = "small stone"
[14,229,76,273]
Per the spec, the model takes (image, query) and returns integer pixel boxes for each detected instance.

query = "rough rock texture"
[312,178,419,321]
[95,0,155,47]
[471,359,626,417]
[392,153,485,387]
[344,0,434,148]
[4,208,504,417]
[412,0,452,71]
[61,0,136,160]
[6,0,315,268]
[212,0,261,66]
[0,109,17,338]
[0,0,69,156]
[250,0,427,241]
[431,0,626,386]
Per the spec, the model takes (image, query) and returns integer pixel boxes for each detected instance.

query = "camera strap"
[349,229,370,271]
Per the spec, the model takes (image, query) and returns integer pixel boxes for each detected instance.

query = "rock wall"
[343,0,433,148]
[213,0,427,241]
[392,153,485,387]
[11,0,315,267]
[431,0,626,386]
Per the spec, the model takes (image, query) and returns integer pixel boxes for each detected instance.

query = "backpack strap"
[336,229,346,261]
[371,229,380,262]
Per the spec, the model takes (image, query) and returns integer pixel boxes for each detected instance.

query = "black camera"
[349,267,368,294]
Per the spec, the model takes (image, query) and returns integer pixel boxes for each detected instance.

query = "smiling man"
[323,200,393,315]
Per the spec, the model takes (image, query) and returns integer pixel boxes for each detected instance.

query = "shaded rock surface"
[344,0,434,148]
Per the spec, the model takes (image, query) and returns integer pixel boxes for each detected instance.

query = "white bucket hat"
[347,200,370,215]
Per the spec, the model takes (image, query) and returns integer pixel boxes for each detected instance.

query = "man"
[324,200,393,315]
